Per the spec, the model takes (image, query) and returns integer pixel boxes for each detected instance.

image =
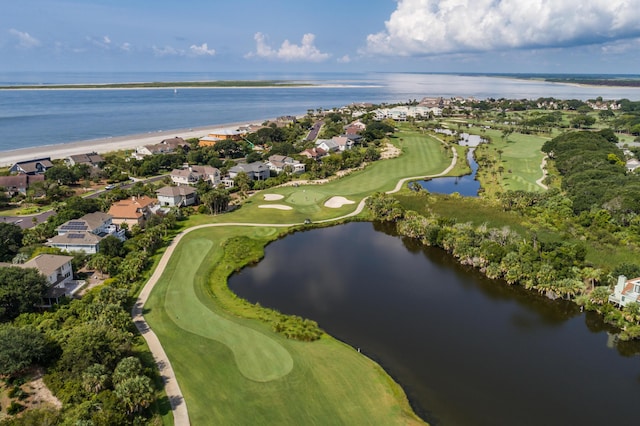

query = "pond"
[416,148,481,197]
[228,222,640,426]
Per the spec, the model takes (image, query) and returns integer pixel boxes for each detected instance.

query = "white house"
[266,155,305,174]
[156,185,197,207]
[171,165,221,186]
[48,212,125,254]
[609,275,640,307]
[315,139,340,153]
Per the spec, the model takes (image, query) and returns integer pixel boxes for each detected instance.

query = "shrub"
[7,401,25,415]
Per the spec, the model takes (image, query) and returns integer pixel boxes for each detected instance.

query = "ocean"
[1,72,640,153]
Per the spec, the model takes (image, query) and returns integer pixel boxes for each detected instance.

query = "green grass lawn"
[143,129,452,424]
[192,128,452,225]
[144,227,423,425]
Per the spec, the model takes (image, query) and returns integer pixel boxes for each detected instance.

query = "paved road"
[132,143,458,425]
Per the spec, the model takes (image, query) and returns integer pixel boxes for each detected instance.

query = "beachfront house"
[107,196,158,226]
[0,174,44,196]
[265,155,305,175]
[609,275,640,307]
[9,157,54,175]
[228,162,270,181]
[133,137,188,160]
[65,152,104,168]
[170,165,221,186]
[198,127,247,147]
[156,185,197,207]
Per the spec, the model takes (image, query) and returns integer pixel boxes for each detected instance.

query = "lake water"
[2,72,640,153]
[228,222,640,426]
[417,148,481,196]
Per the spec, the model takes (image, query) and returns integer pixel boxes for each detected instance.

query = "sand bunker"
[258,204,292,210]
[263,194,285,201]
[324,196,355,208]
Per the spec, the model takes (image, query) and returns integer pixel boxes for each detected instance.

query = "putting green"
[162,237,293,382]
[286,189,325,205]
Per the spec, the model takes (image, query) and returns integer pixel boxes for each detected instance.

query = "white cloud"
[246,32,330,62]
[120,42,132,52]
[9,29,40,48]
[152,45,183,56]
[189,43,215,56]
[366,0,640,56]
[86,35,111,49]
[337,55,351,63]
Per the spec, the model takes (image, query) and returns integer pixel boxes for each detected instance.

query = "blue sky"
[2,0,640,74]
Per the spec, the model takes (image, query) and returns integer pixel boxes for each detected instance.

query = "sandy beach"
[0,121,264,168]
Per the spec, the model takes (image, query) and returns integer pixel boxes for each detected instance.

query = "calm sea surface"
[1,72,640,153]
[229,222,640,426]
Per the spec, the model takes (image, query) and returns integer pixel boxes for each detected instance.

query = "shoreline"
[0,120,269,167]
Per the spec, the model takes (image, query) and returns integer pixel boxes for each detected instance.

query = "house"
[156,185,197,207]
[133,137,188,159]
[9,157,53,175]
[626,159,640,173]
[65,152,104,167]
[609,275,640,307]
[0,174,44,196]
[228,162,270,181]
[299,147,327,161]
[170,165,221,186]
[315,139,340,153]
[344,120,366,135]
[331,136,353,152]
[265,155,305,174]
[0,254,78,305]
[107,196,158,226]
[198,127,247,147]
[46,232,103,254]
[47,211,125,254]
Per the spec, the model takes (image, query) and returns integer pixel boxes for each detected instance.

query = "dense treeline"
[1,211,180,424]
[542,131,640,215]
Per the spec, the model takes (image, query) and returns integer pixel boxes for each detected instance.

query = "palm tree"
[581,267,603,291]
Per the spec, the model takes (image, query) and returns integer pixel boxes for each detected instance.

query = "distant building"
[610,275,640,307]
[265,155,305,174]
[299,147,327,161]
[9,157,53,175]
[228,162,270,181]
[198,127,247,147]
[0,174,44,196]
[107,196,158,226]
[65,152,104,168]
[170,165,221,186]
[133,137,188,159]
[156,185,197,207]
[0,254,78,305]
[46,211,125,254]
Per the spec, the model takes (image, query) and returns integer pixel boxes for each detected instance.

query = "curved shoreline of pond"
[133,143,458,424]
